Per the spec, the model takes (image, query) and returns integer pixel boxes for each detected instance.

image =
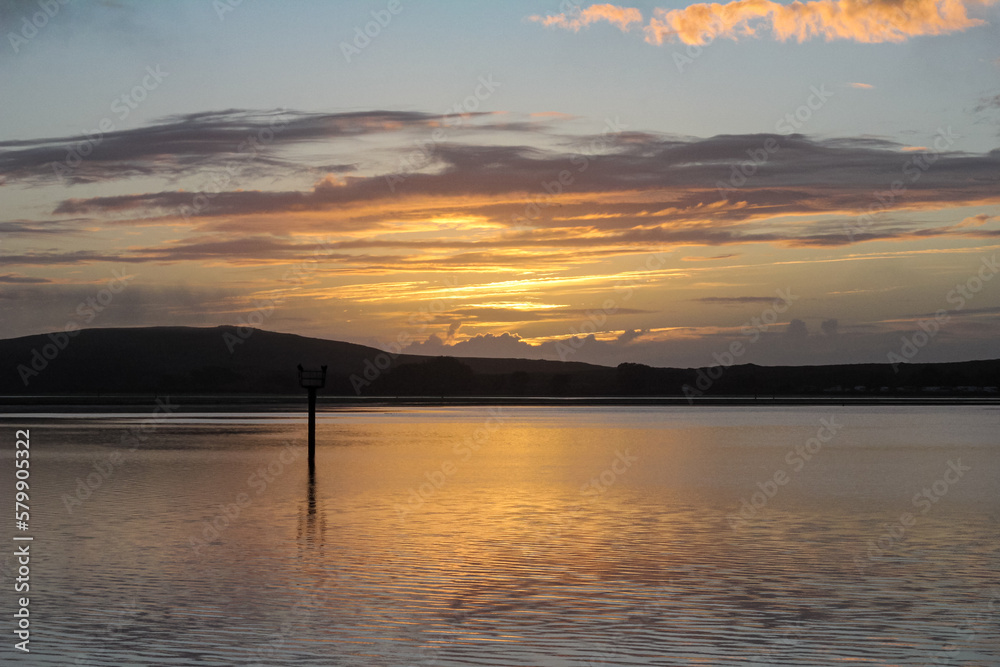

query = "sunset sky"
[2,0,999,368]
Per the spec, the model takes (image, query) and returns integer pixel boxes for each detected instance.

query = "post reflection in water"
[297,467,325,549]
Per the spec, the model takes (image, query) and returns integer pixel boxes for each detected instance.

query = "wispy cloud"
[954,213,999,227]
[849,82,875,89]
[48,130,1000,232]
[0,274,51,284]
[4,108,1000,303]
[5,118,995,272]
[696,296,783,304]
[0,109,520,185]
[974,93,1000,112]
[682,253,741,261]
[528,3,642,32]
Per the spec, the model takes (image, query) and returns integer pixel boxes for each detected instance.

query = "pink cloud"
[529,3,643,32]
[645,0,996,45]
[530,0,996,45]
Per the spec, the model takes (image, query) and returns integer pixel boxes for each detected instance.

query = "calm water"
[2,406,998,666]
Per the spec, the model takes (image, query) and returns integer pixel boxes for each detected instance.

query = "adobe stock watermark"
[530,447,639,551]
[672,33,716,74]
[775,85,834,134]
[852,458,971,573]
[385,78,502,192]
[887,253,998,371]
[6,0,72,54]
[715,136,780,199]
[728,416,842,530]
[716,85,833,198]
[66,596,146,666]
[16,269,137,386]
[682,287,798,402]
[511,116,628,224]
[61,398,180,514]
[553,287,647,362]
[190,441,302,554]
[179,112,289,220]
[555,249,671,362]
[914,589,1000,665]
[242,590,323,666]
[580,448,639,499]
[223,238,337,353]
[348,276,459,394]
[212,0,243,20]
[340,0,403,63]
[394,407,507,520]
[844,127,959,242]
[47,66,168,180]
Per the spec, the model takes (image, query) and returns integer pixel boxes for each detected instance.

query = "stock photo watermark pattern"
[4,0,1000,664]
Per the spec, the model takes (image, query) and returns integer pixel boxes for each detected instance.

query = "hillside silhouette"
[2,326,999,398]
[1,326,602,396]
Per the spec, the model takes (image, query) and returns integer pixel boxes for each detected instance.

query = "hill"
[1,326,999,399]
[0,326,606,396]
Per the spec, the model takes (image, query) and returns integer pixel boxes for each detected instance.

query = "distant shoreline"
[3,394,1000,413]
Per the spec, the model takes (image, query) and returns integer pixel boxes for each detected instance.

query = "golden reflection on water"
[13,406,1000,665]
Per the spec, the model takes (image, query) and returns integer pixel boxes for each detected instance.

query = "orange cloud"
[314,173,347,189]
[954,213,999,227]
[849,82,875,89]
[644,0,996,45]
[529,3,643,31]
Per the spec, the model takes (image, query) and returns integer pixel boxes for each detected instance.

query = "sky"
[1,0,999,368]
